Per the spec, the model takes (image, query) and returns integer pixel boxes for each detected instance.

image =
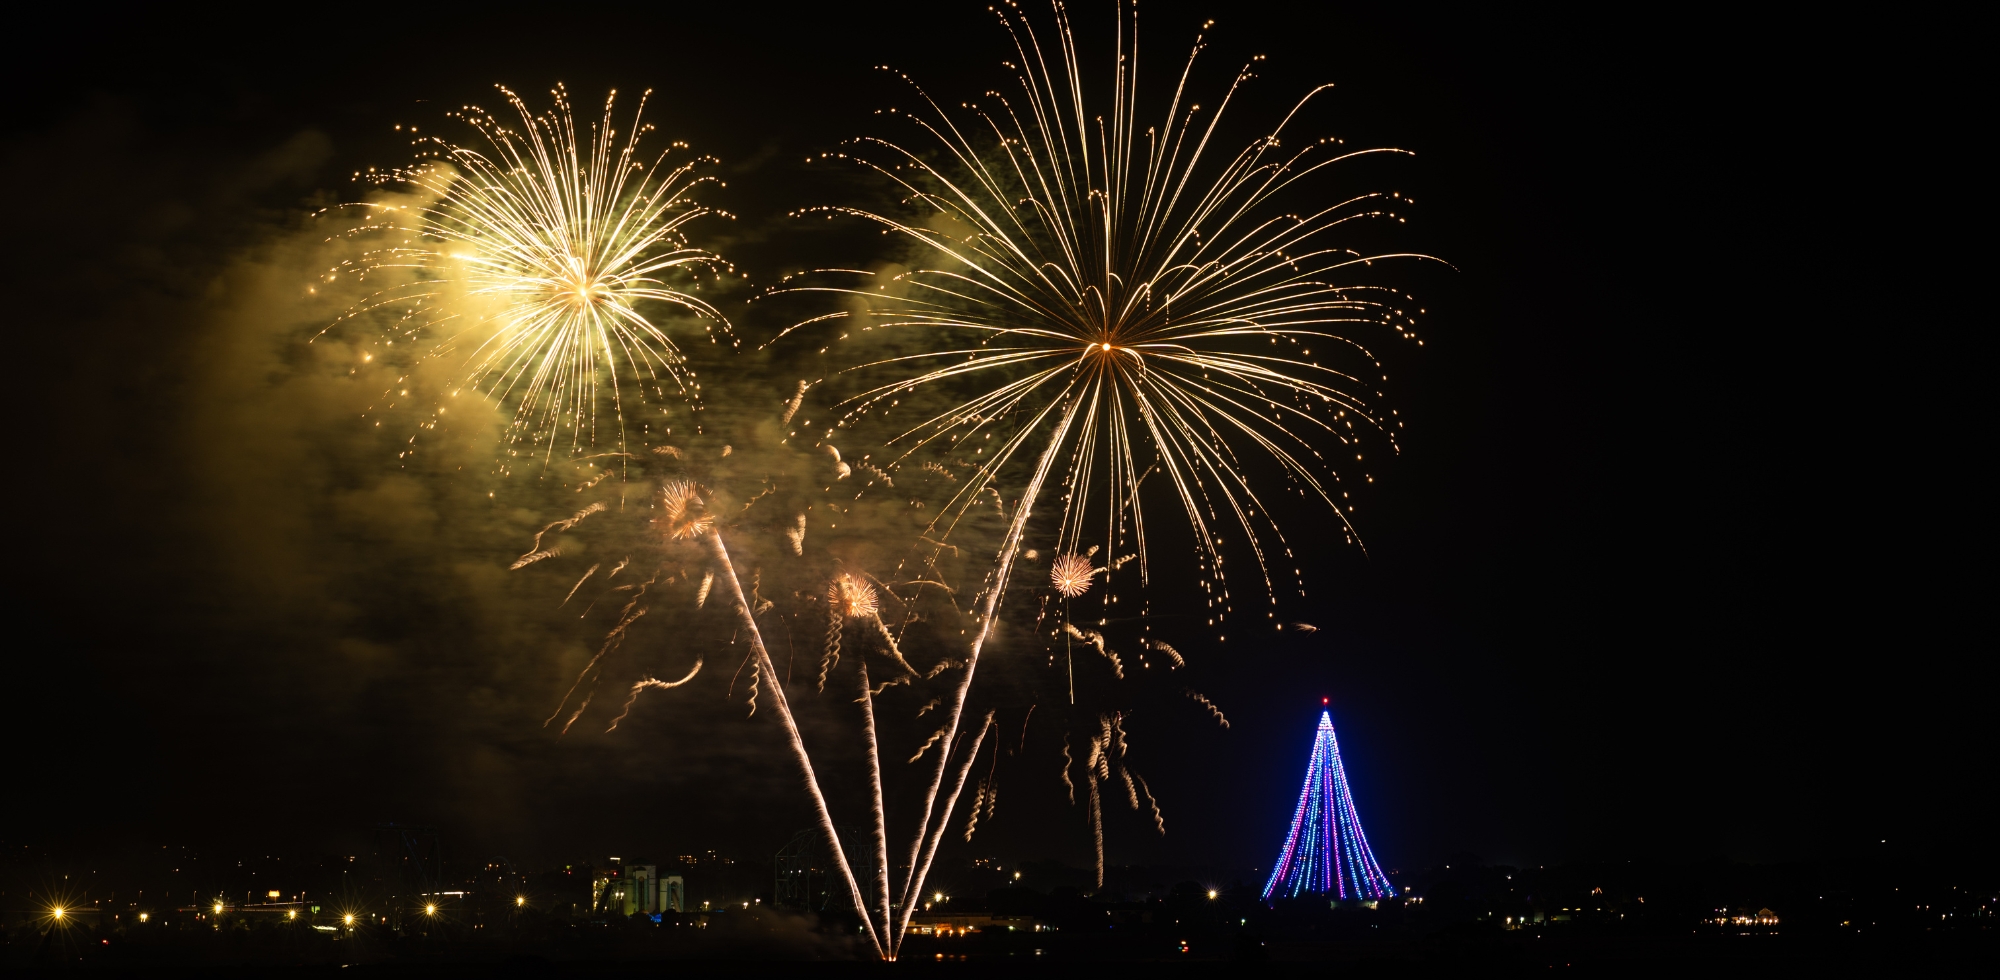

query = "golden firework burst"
[1050,554,1094,598]
[656,479,712,540]
[325,83,735,463]
[828,573,881,620]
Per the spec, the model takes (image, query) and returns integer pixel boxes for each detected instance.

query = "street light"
[343,914,355,927]
[1208,890,1218,900]
[515,896,526,907]
[424,904,438,916]
[51,907,65,920]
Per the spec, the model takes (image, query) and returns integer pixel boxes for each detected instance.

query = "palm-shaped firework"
[777,2,1433,951]
[322,84,736,465]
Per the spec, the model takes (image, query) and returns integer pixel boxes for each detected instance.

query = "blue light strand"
[1261,710,1394,901]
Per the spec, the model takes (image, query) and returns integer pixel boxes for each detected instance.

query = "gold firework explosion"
[325,84,735,462]
[655,479,712,540]
[783,3,1433,625]
[1050,553,1094,598]
[828,573,881,620]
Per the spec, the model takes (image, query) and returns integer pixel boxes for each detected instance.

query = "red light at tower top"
[1321,697,1328,704]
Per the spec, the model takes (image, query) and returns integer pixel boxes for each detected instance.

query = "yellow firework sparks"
[828,573,881,620]
[1049,553,1094,598]
[781,3,1433,627]
[325,83,735,462]
[655,479,712,540]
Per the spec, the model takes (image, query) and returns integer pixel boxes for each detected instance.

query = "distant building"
[592,861,685,915]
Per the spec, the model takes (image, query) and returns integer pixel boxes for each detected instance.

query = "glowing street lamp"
[51,907,66,920]
[343,914,356,927]
[515,896,526,907]
[424,904,438,917]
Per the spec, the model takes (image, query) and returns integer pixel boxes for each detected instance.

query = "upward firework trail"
[324,84,736,463]
[778,3,1433,954]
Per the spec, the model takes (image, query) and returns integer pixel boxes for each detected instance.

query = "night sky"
[2,4,1982,881]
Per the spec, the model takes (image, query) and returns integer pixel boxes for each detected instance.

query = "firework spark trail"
[516,504,605,565]
[510,546,562,570]
[908,727,949,764]
[895,398,1077,917]
[695,571,714,608]
[1060,734,1075,803]
[892,711,993,957]
[1088,775,1105,890]
[866,613,922,679]
[855,657,895,941]
[786,514,807,555]
[325,85,736,465]
[1150,639,1186,668]
[781,379,810,425]
[605,658,703,731]
[1187,689,1231,728]
[820,605,843,693]
[1065,622,1124,678]
[964,780,987,841]
[545,588,651,732]
[701,530,883,957]
[561,563,601,606]
[1137,774,1165,834]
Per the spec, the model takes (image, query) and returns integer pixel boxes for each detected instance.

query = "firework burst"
[1050,553,1095,597]
[655,479,714,540]
[828,573,882,620]
[784,3,1431,626]
[324,84,736,464]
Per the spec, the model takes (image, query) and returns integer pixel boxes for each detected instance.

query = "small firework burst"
[656,479,712,540]
[1050,554,1094,598]
[828,573,880,620]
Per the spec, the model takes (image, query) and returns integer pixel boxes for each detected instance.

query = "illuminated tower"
[1262,706,1395,901]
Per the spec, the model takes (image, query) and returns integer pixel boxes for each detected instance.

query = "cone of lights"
[1263,709,1395,901]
